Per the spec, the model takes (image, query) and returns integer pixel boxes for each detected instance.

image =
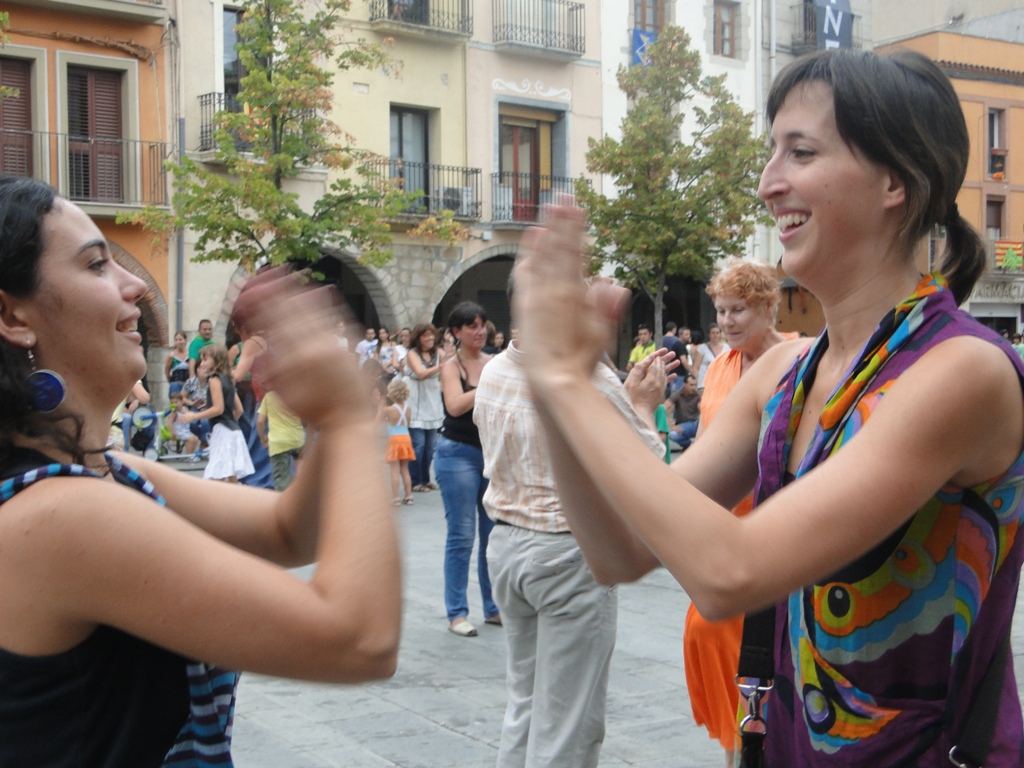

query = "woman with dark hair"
[405,322,447,491]
[690,324,727,390]
[0,175,401,766]
[514,49,1023,766]
[434,301,499,636]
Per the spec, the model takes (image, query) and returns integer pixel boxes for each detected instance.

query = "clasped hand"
[233,268,368,430]
[516,205,634,389]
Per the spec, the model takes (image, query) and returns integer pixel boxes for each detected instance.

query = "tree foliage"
[0,12,15,101]
[577,26,769,337]
[123,0,408,270]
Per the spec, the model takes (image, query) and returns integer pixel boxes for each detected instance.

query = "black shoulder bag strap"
[736,605,775,768]
[947,629,1010,768]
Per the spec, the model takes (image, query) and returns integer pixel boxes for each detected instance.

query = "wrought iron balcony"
[368,0,473,38]
[198,92,248,153]
[0,128,168,207]
[367,157,482,219]
[198,92,321,156]
[491,172,578,223]
[493,0,585,57]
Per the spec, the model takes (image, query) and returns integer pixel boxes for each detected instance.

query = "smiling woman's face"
[21,200,148,406]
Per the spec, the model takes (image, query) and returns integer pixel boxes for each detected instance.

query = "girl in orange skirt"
[384,378,416,505]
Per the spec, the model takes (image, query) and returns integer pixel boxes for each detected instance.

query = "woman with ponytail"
[512,48,1024,766]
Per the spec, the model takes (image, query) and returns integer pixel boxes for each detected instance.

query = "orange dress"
[683,349,749,751]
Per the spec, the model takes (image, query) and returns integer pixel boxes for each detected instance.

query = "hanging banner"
[632,28,656,67]
[814,0,853,49]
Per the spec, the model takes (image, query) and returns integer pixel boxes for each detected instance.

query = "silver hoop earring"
[27,348,67,413]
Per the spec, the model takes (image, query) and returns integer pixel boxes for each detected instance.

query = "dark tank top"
[0,448,190,768]
[209,374,240,431]
[441,371,481,449]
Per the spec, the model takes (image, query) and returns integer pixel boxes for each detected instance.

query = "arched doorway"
[307,251,397,331]
[432,255,515,336]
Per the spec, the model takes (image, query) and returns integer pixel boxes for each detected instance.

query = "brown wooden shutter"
[67,66,123,201]
[0,57,33,176]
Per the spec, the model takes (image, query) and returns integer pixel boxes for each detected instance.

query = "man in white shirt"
[354,327,377,366]
[475,275,665,768]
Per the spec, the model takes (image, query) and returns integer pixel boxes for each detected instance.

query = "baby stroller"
[126,406,158,459]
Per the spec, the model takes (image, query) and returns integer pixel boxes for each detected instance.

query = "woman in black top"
[434,302,499,637]
[0,176,401,766]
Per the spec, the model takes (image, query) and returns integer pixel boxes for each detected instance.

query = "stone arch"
[109,241,169,348]
[424,242,519,310]
[327,247,399,330]
[210,250,399,337]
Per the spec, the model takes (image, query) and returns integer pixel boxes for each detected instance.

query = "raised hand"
[516,205,631,390]
[233,268,367,429]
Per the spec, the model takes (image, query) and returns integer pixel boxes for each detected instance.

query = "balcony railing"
[199,92,248,153]
[0,128,168,207]
[491,172,578,223]
[790,3,862,53]
[493,0,585,56]
[198,92,321,155]
[368,0,473,37]
[367,157,482,219]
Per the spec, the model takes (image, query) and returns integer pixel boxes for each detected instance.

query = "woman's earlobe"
[0,293,34,347]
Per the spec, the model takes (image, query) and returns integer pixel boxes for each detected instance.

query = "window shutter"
[66,66,123,202]
[91,69,123,201]
[0,58,33,175]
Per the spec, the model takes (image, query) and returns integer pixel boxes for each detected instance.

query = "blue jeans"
[434,435,497,621]
[671,420,699,449]
[409,427,438,487]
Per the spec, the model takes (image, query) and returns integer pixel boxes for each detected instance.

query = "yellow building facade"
[330,0,602,334]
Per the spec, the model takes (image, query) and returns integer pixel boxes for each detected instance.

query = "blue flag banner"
[632,28,656,66]
[814,0,853,49]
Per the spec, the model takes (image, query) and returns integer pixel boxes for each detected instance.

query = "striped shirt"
[474,342,664,533]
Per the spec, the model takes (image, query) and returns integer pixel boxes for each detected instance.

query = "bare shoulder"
[748,337,813,407]
[866,334,1022,486]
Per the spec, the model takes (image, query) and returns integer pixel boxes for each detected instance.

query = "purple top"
[753,274,1024,766]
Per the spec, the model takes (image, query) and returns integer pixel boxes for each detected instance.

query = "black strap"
[738,606,775,681]
[949,630,1011,768]
[736,606,775,767]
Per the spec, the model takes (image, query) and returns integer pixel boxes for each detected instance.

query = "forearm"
[306,421,401,654]
[529,373,747,615]
[535,398,660,583]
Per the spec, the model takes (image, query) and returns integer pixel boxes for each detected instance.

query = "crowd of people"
[2,46,1024,768]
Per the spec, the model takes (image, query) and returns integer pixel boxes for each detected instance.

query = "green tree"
[578,26,768,340]
[0,12,16,101]
[124,0,407,270]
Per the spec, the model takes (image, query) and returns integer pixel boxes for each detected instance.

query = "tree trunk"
[653,271,666,342]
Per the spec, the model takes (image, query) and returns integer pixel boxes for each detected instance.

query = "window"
[497,106,559,222]
[634,0,662,34]
[390,107,429,206]
[987,199,1003,242]
[66,66,123,202]
[989,108,1007,177]
[224,9,245,100]
[714,1,738,57]
[0,57,33,176]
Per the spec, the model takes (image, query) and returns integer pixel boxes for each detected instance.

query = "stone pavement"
[224,479,1024,768]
